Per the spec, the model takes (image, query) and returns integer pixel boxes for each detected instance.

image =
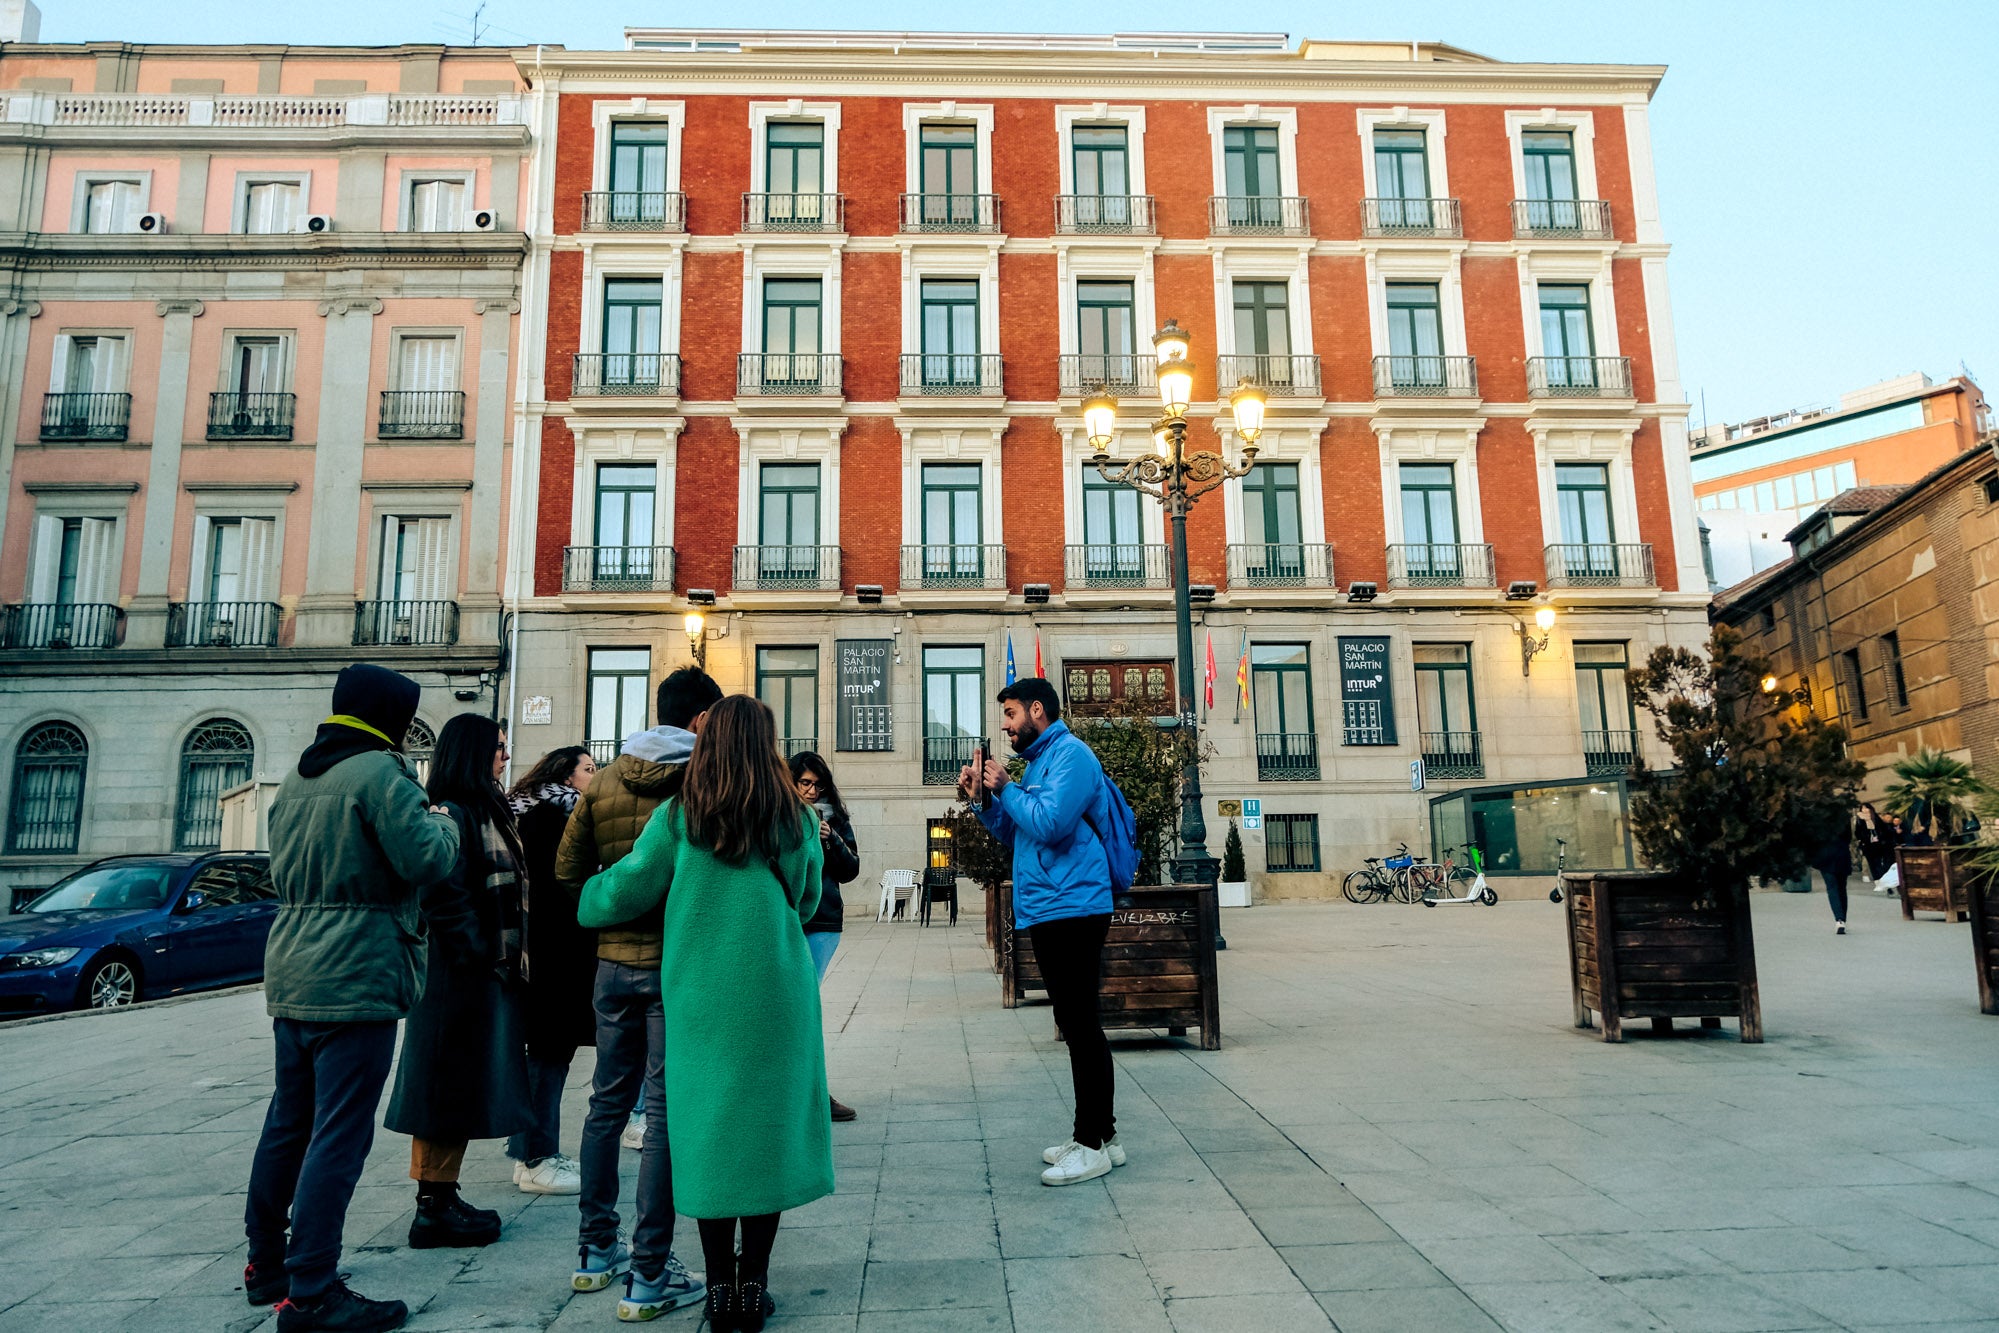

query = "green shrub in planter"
[1222,820,1246,883]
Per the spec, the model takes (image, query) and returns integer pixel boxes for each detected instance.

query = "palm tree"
[1883,749,1983,841]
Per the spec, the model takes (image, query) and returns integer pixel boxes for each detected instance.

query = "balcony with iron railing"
[898,354,1003,396]
[1582,729,1639,777]
[1511,198,1614,239]
[742,192,845,232]
[1208,195,1310,236]
[1054,195,1157,234]
[586,739,619,766]
[1544,543,1655,589]
[352,600,459,647]
[378,390,464,439]
[581,191,686,232]
[899,544,1007,591]
[570,353,681,398]
[780,736,818,760]
[1526,356,1633,399]
[1059,354,1156,398]
[923,734,980,785]
[1256,733,1321,782]
[1372,355,1478,399]
[166,601,283,648]
[40,393,130,442]
[736,354,842,397]
[1226,543,1335,589]
[899,193,1001,233]
[1064,543,1170,591]
[1216,354,1321,398]
[562,546,676,594]
[1361,197,1463,238]
[1420,731,1485,780]
[732,545,841,593]
[1385,544,1497,590]
[0,603,124,650]
[206,392,296,440]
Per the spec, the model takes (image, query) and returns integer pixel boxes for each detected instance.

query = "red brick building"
[504,30,1708,897]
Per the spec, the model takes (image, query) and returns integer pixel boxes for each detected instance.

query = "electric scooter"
[1548,838,1569,903]
[1421,843,1498,906]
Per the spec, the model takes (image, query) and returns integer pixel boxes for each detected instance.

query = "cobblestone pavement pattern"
[2,888,1997,1332]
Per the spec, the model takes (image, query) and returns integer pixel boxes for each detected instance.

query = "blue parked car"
[0,853,277,1015]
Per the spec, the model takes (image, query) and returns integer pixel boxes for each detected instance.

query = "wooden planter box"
[1968,868,1999,1015]
[1563,870,1762,1043]
[998,882,1221,1050]
[1896,846,1974,922]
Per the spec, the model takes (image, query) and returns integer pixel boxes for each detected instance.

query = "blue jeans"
[806,931,838,982]
[245,1019,397,1300]
[578,961,673,1273]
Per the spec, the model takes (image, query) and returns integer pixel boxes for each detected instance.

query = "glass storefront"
[1429,774,1644,876]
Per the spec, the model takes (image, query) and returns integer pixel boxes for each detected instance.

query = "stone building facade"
[1712,443,1999,799]
[505,30,1709,898]
[0,42,529,905]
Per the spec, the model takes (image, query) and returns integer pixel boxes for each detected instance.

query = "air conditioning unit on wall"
[469,208,497,230]
[300,214,333,234]
[134,212,168,233]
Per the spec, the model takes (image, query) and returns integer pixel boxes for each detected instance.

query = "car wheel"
[79,955,139,1009]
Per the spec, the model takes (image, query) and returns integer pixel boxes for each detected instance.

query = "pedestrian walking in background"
[579,695,833,1333]
[502,745,599,1196]
[1855,803,1894,884]
[789,751,861,1122]
[555,666,720,1317]
[246,664,459,1333]
[384,714,531,1249]
[961,677,1125,1188]
[1814,828,1855,935]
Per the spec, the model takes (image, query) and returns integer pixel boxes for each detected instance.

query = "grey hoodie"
[623,724,696,765]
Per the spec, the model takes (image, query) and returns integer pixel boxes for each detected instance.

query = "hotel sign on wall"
[1338,636,1397,745]
[835,639,893,751]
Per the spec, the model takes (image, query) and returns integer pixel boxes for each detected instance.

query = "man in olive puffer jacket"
[245,664,459,1333]
[556,665,720,1308]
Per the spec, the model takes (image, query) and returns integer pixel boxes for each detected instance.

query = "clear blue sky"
[42,0,1999,428]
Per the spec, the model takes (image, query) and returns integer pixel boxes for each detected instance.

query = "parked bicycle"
[1342,842,1421,904]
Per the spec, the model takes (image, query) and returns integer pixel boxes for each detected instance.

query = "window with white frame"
[241,179,304,234]
[377,516,453,604]
[394,334,459,392]
[191,515,277,606]
[83,179,144,234]
[29,514,120,607]
[224,335,289,396]
[408,177,469,232]
[52,334,128,395]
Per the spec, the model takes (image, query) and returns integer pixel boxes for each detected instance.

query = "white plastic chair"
[877,869,919,921]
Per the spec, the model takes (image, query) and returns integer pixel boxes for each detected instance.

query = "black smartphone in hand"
[972,740,989,810]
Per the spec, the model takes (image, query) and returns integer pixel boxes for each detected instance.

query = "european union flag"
[1004,631,1017,686]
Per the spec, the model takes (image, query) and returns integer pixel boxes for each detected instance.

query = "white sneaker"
[621,1112,646,1151]
[515,1154,582,1195]
[1041,1141,1114,1186]
[1043,1134,1125,1167]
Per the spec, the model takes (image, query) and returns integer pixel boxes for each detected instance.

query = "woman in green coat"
[578,694,831,1332]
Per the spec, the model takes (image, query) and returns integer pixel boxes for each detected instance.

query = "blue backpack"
[1072,736,1141,893]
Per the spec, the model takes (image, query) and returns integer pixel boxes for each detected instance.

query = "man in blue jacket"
[961,677,1125,1186]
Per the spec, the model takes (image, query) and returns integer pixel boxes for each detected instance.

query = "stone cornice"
[0,231,529,274]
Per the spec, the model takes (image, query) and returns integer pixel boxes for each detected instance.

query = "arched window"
[7,722,88,854]
[176,719,254,851]
[405,717,437,784]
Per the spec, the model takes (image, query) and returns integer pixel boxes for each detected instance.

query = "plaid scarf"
[476,809,526,983]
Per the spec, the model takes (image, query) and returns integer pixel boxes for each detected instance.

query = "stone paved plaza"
[2,887,1998,1332]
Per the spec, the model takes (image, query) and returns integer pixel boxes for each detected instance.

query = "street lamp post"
[1083,319,1267,917]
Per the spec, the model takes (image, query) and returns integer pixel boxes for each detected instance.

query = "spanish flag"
[1234,628,1251,720]
[1204,630,1217,712]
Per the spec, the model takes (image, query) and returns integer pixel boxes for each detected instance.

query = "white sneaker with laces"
[1041,1141,1114,1187]
[515,1154,582,1195]
[621,1112,646,1151]
[1043,1134,1125,1167]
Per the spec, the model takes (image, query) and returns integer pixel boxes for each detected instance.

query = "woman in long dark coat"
[503,745,600,1193]
[385,713,531,1248]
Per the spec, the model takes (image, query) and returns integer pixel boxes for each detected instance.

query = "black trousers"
[245,1019,397,1300]
[1030,913,1115,1148]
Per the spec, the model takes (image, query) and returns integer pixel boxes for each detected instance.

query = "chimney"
[1,0,42,42]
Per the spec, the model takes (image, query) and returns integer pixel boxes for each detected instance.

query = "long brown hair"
[508,745,591,801]
[679,694,806,864]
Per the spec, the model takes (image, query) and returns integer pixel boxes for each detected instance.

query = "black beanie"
[330,663,422,748]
